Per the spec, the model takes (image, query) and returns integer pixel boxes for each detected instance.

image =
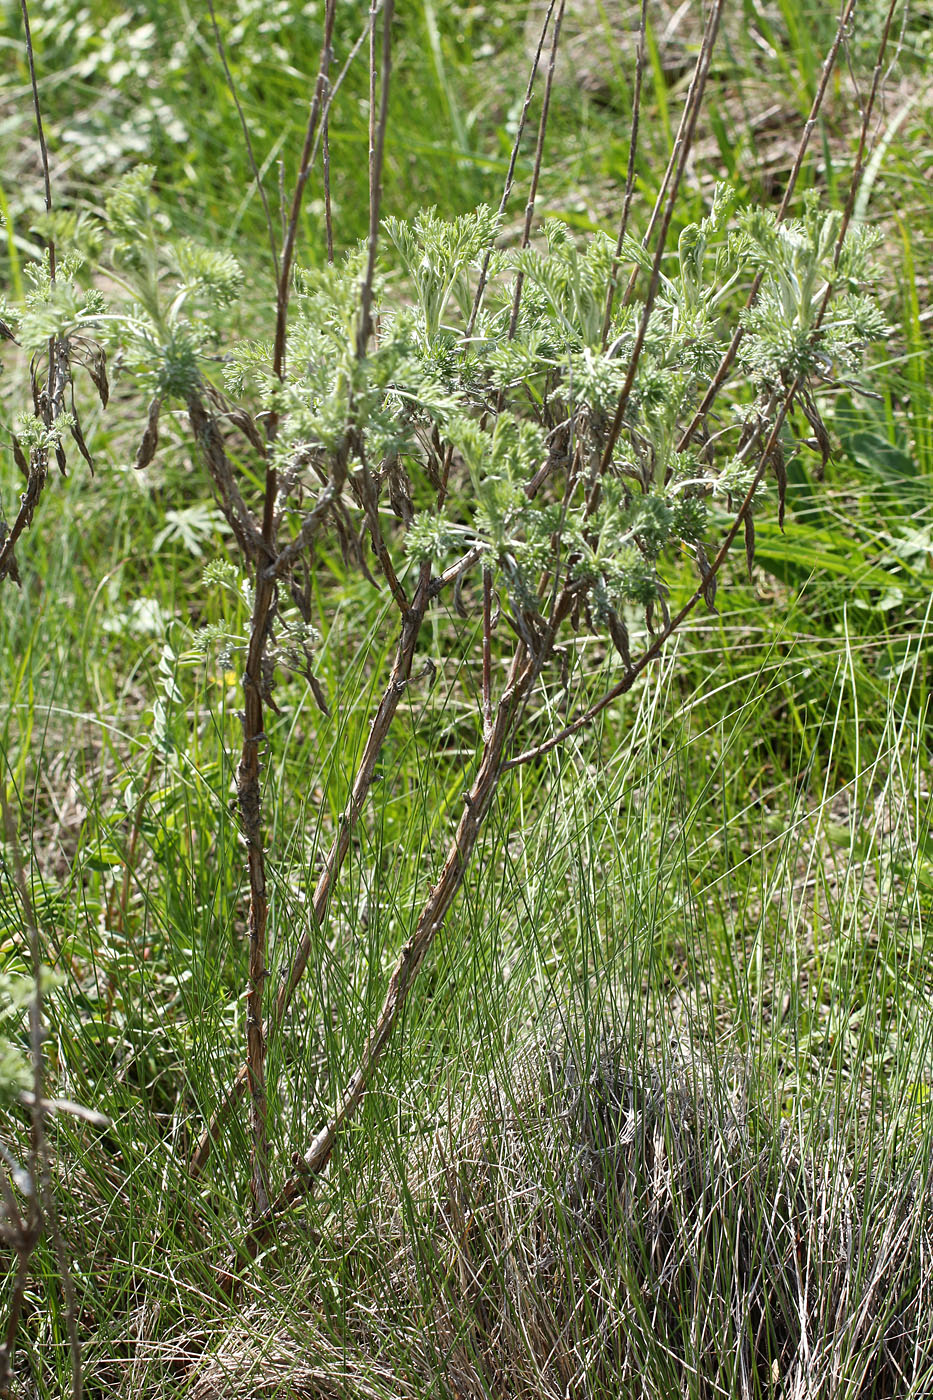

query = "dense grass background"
[1,1,932,1395]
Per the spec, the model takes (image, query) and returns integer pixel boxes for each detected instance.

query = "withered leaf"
[771,444,787,530]
[306,671,330,717]
[12,437,29,479]
[356,521,379,590]
[55,441,67,477]
[0,523,21,586]
[70,415,94,474]
[744,512,756,582]
[0,551,21,587]
[135,397,162,470]
[70,387,94,474]
[386,456,414,526]
[802,392,832,471]
[87,345,109,409]
[695,542,717,613]
[658,588,671,631]
[607,609,632,669]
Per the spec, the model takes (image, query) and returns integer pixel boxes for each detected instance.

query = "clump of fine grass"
[181,1031,933,1400]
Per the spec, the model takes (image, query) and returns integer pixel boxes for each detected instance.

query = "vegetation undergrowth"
[0,1,931,1397]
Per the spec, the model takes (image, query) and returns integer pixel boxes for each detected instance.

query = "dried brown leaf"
[69,398,95,475]
[771,443,787,530]
[306,672,331,717]
[744,513,755,582]
[695,542,717,613]
[12,437,29,480]
[607,609,632,669]
[87,345,109,409]
[135,397,162,470]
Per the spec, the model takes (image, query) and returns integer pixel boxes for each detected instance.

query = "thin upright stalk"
[271,0,337,386]
[253,648,535,1239]
[601,0,648,346]
[464,0,558,338]
[234,0,343,1218]
[239,575,276,1218]
[323,105,334,264]
[206,0,279,284]
[357,0,394,360]
[507,0,566,341]
[19,0,53,278]
[190,563,432,1177]
[676,0,860,452]
[596,0,725,478]
[0,0,57,585]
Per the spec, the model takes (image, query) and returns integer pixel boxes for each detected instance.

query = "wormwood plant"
[0,0,899,1280]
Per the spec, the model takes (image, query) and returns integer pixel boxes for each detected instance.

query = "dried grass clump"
[184,1039,933,1400]
[188,1317,418,1400]
[389,1040,933,1399]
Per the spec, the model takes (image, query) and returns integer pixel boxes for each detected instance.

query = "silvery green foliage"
[105,179,887,663]
[736,195,888,387]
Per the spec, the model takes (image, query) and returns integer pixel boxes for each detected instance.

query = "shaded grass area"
[0,0,932,1396]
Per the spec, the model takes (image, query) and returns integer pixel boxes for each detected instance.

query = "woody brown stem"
[239,564,276,1220]
[189,563,432,1177]
[243,648,534,1250]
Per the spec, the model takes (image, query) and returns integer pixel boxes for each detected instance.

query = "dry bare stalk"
[183,385,272,1212]
[597,0,725,478]
[19,0,53,274]
[367,0,379,244]
[271,0,337,387]
[323,103,334,264]
[189,563,432,1176]
[823,0,901,261]
[617,0,724,312]
[676,0,860,452]
[206,0,279,285]
[257,648,537,1229]
[189,1,397,1187]
[482,568,493,738]
[464,0,559,338]
[506,0,567,340]
[600,0,648,346]
[357,0,394,360]
[221,0,346,1220]
[239,568,276,1217]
